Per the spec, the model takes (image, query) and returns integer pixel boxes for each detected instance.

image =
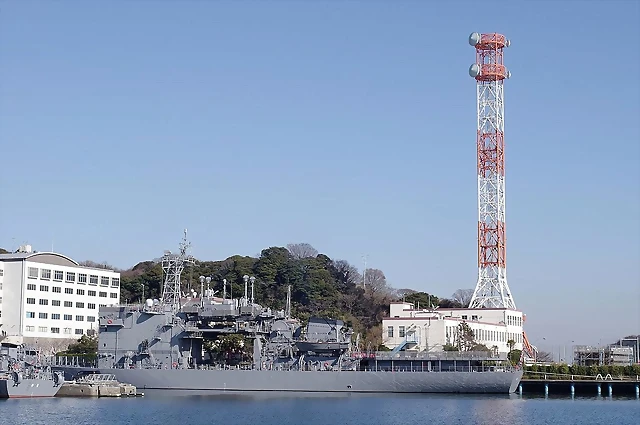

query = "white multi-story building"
[382,301,524,356]
[0,245,120,348]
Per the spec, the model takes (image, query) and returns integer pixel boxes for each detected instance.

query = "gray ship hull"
[98,368,523,394]
[0,378,61,398]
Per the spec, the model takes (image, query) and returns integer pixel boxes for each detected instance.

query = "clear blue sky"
[1,0,638,354]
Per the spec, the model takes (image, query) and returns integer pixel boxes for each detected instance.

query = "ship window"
[387,326,394,338]
[399,326,405,338]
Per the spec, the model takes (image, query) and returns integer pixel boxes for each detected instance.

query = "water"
[1,393,638,425]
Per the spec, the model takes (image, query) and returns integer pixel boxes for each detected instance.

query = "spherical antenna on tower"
[468,32,481,46]
[469,63,481,78]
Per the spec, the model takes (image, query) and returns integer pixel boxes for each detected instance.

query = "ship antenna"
[160,229,195,312]
[285,284,292,319]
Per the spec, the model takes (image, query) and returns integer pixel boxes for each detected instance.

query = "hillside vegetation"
[117,243,469,348]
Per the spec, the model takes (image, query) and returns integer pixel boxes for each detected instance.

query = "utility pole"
[362,255,368,290]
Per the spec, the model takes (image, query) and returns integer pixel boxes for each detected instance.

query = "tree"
[507,339,516,352]
[60,335,98,356]
[364,268,390,296]
[509,349,522,365]
[451,289,474,307]
[456,321,476,352]
[535,350,554,363]
[286,243,318,260]
[402,292,439,309]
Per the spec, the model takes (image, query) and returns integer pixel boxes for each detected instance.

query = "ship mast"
[160,229,195,312]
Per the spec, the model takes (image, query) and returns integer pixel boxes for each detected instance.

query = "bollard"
[608,384,613,397]
[519,384,522,396]
[544,383,549,397]
[635,384,639,400]
[597,384,601,397]
[570,383,575,396]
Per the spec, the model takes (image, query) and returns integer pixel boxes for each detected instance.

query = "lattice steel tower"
[467,33,516,310]
[161,229,195,311]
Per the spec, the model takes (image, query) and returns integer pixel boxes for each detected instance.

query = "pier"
[518,375,640,398]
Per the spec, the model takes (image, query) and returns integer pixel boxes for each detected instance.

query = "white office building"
[0,245,120,349]
[382,301,524,356]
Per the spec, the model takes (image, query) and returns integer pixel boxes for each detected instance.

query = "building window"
[27,283,36,290]
[53,270,63,281]
[99,292,107,298]
[79,273,87,284]
[100,276,109,286]
[39,299,49,305]
[75,329,84,335]
[38,326,48,332]
[88,303,96,309]
[387,326,394,338]
[76,302,84,308]
[76,289,85,296]
[87,316,96,322]
[63,314,72,321]
[28,267,38,279]
[76,315,84,321]
[111,278,120,287]
[65,288,73,294]
[25,325,35,332]
[110,293,118,299]
[88,290,96,297]
[27,298,36,304]
[26,311,35,318]
[461,315,468,320]
[40,285,49,292]
[52,286,61,293]
[64,301,73,308]
[66,272,76,282]
[52,313,60,320]
[399,326,405,338]
[90,275,99,285]
[41,269,51,280]
[52,300,61,306]
[99,304,106,308]
[472,315,478,321]
[63,328,72,334]
[39,312,48,319]
[51,327,60,334]
[0,268,3,276]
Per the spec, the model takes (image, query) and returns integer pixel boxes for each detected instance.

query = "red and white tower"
[467,32,516,310]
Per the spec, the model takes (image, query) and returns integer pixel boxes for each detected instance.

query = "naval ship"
[1,338,65,398]
[58,235,523,394]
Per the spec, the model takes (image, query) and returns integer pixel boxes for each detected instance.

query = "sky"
[0,0,638,354]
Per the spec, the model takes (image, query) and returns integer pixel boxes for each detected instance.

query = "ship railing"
[372,350,508,361]
[77,373,119,383]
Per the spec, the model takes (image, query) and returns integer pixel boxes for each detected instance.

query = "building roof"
[0,251,80,267]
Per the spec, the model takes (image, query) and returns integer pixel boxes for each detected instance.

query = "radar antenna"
[160,229,195,311]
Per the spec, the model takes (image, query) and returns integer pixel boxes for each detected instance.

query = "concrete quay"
[56,373,143,398]
[518,378,640,398]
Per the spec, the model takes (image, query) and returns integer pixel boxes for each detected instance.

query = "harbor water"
[0,393,638,425]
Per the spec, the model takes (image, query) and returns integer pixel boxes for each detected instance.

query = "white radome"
[469,32,481,46]
[469,63,481,78]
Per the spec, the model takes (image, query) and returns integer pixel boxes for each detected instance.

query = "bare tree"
[452,289,474,307]
[286,243,318,259]
[364,268,390,296]
[535,351,554,363]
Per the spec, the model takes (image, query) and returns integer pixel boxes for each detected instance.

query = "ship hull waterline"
[94,368,523,394]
